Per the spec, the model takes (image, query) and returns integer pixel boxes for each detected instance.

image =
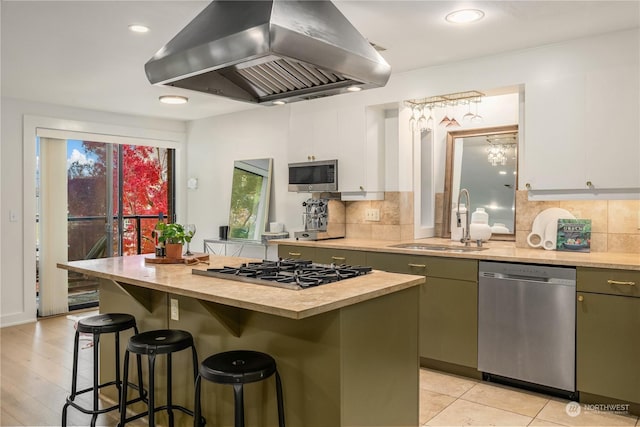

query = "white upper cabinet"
[338,106,385,195]
[583,65,639,190]
[288,107,338,163]
[522,58,639,196]
[288,103,385,197]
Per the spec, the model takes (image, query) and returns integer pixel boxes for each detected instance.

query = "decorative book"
[556,219,591,252]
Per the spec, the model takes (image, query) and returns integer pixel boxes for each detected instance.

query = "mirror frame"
[228,158,273,242]
[442,125,519,241]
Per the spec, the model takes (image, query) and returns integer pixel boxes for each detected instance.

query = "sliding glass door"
[37,138,174,313]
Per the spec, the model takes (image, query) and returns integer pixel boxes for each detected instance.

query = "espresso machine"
[294,196,345,241]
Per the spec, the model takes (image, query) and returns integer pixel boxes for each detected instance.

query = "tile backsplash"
[515,191,640,253]
[349,191,639,253]
[344,192,414,241]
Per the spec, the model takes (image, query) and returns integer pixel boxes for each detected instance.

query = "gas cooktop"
[192,259,372,290]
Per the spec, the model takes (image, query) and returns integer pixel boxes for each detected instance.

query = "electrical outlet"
[170,298,179,321]
[365,208,380,222]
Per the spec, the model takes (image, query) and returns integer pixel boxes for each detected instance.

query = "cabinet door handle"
[288,252,301,257]
[607,279,636,286]
[408,263,426,268]
[586,180,593,188]
[577,295,584,302]
[331,256,346,261]
[525,183,531,190]
[359,186,364,191]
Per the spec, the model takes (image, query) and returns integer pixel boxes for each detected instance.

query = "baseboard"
[420,357,483,380]
[0,312,37,328]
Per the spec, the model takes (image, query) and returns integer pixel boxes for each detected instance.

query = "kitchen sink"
[388,243,489,252]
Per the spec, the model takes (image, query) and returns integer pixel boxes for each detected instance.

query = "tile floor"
[420,369,640,426]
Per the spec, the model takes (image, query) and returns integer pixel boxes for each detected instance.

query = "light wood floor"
[0,310,148,427]
[2,312,639,427]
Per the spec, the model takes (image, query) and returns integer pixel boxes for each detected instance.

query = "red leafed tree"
[121,145,169,254]
[68,142,169,257]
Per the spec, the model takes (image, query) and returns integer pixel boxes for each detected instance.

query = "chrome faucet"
[457,188,471,246]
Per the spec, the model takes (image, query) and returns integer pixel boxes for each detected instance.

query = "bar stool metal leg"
[61,330,81,427]
[232,383,245,427]
[276,371,285,427]
[90,332,100,427]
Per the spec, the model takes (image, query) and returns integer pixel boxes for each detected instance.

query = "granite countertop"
[57,254,425,319]
[271,238,640,271]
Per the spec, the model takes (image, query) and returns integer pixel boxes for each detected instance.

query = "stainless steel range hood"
[144,0,391,105]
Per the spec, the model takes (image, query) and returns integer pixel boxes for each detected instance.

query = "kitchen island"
[58,254,425,427]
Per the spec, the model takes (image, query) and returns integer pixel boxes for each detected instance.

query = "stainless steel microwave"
[288,159,338,192]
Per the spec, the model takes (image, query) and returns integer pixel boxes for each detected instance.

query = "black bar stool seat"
[195,350,285,427]
[62,313,145,427]
[119,329,200,427]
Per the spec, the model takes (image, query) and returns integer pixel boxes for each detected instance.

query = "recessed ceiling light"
[499,170,507,175]
[445,9,485,24]
[347,86,362,92]
[129,24,150,33]
[159,95,188,105]
[272,100,286,105]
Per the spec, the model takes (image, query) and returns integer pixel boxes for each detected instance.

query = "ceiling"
[2,1,638,121]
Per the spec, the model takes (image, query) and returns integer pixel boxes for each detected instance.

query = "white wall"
[186,29,638,249]
[186,105,310,255]
[1,97,186,326]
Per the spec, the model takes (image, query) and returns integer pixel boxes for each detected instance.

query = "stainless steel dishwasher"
[478,261,576,396]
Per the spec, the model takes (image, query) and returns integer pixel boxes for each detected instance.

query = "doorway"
[36,138,175,314]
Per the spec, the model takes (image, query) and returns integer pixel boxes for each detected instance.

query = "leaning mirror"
[442,125,518,241]
[228,158,273,241]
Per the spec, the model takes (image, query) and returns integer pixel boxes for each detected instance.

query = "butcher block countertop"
[57,254,425,319]
[271,238,640,271]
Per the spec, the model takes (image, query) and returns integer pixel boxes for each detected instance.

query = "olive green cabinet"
[314,247,367,266]
[278,245,367,266]
[277,245,480,369]
[278,244,317,261]
[366,252,478,369]
[577,267,640,404]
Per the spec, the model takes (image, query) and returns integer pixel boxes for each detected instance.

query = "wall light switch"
[170,298,179,321]
[365,208,380,222]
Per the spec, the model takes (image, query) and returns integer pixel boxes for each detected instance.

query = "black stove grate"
[193,258,372,290]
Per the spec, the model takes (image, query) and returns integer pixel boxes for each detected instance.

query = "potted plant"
[157,223,189,259]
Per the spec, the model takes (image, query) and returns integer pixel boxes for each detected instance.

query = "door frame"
[18,115,185,324]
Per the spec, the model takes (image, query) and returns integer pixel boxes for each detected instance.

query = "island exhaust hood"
[144,0,391,105]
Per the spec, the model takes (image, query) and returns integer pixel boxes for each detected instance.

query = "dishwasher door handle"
[480,272,550,282]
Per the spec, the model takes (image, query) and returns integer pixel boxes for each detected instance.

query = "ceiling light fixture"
[445,9,485,24]
[272,100,286,105]
[128,24,150,33]
[347,86,362,92]
[159,95,188,105]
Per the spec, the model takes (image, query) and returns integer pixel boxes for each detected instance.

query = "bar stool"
[195,350,285,427]
[62,313,145,427]
[119,329,200,427]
